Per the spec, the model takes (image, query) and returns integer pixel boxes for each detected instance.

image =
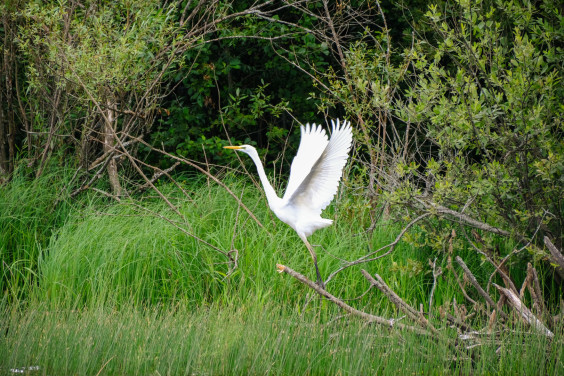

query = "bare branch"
[277,264,431,335]
[420,200,514,238]
[137,162,181,192]
[71,156,113,198]
[526,263,545,317]
[428,258,442,317]
[493,283,553,338]
[455,256,508,320]
[456,225,519,294]
[545,236,564,280]
[361,270,439,335]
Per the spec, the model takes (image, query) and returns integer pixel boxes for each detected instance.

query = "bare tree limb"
[71,156,113,197]
[493,283,553,338]
[526,263,545,317]
[420,200,514,238]
[545,236,564,280]
[428,258,442,317]
[277,264,431,335]
[361,270,439,335]
[455,256,508,320]
[446,252,477,306]
[137,162,181,192]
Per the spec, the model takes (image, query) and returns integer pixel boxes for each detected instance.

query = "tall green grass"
[0,165,78,301]
[34,175,441,313]
[2,302,562,375]
[2,167,562,375]
[28,170,527,315]
[3,165,550,317]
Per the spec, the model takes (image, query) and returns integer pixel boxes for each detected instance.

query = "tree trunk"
[0,92,9,180]
[0,8,18,181]
[104,101,122,197]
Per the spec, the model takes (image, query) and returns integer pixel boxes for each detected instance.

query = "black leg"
[301,235,326,289]
[313,261,326,290]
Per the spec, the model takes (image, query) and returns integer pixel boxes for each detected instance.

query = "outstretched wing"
[288,119,353,213]
[283,123,329,200]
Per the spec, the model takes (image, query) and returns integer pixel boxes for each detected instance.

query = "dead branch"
[545,236,564,280]
[360,270,439,335]
[224,187,245,279]
[519,268,532,299]
[70,156,113,197]
[458,225,519,294]
[447,253,477,306]
[445,230,479,308]
[487,309,498,333]
[90,187,121,201]
[455,256,508,320]
[88,138,139,170]
[137,162,181,192]
[428,258,442,317]
[493,283,553,338]
[277,264,431,335]
[526,263,545,317]
[420,200,514,238]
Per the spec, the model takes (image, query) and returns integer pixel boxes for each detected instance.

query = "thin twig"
[325,213,432,284]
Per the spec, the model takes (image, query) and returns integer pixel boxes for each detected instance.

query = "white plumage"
[224,119,353,287]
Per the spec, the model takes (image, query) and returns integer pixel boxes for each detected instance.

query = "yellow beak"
[224,146,243,149]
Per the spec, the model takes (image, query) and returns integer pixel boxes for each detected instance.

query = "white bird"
[224,119,353,288]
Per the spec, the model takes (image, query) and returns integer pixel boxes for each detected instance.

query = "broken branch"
[277,264,430,335]
[361,270,439,335]
[493,283,553,338]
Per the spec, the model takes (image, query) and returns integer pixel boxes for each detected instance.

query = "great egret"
[224,119,353,288]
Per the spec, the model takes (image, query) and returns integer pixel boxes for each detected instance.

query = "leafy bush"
[329,0,563,249]
[407,0,563,242]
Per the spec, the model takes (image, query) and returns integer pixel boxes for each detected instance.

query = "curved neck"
[247,151,280,207]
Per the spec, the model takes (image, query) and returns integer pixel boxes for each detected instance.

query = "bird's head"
[223,144,257,157]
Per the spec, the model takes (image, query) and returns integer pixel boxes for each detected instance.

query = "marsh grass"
[0,165,79,301]
[2,169,563,374]
[35,175,438,312]
[1,302,562,375]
